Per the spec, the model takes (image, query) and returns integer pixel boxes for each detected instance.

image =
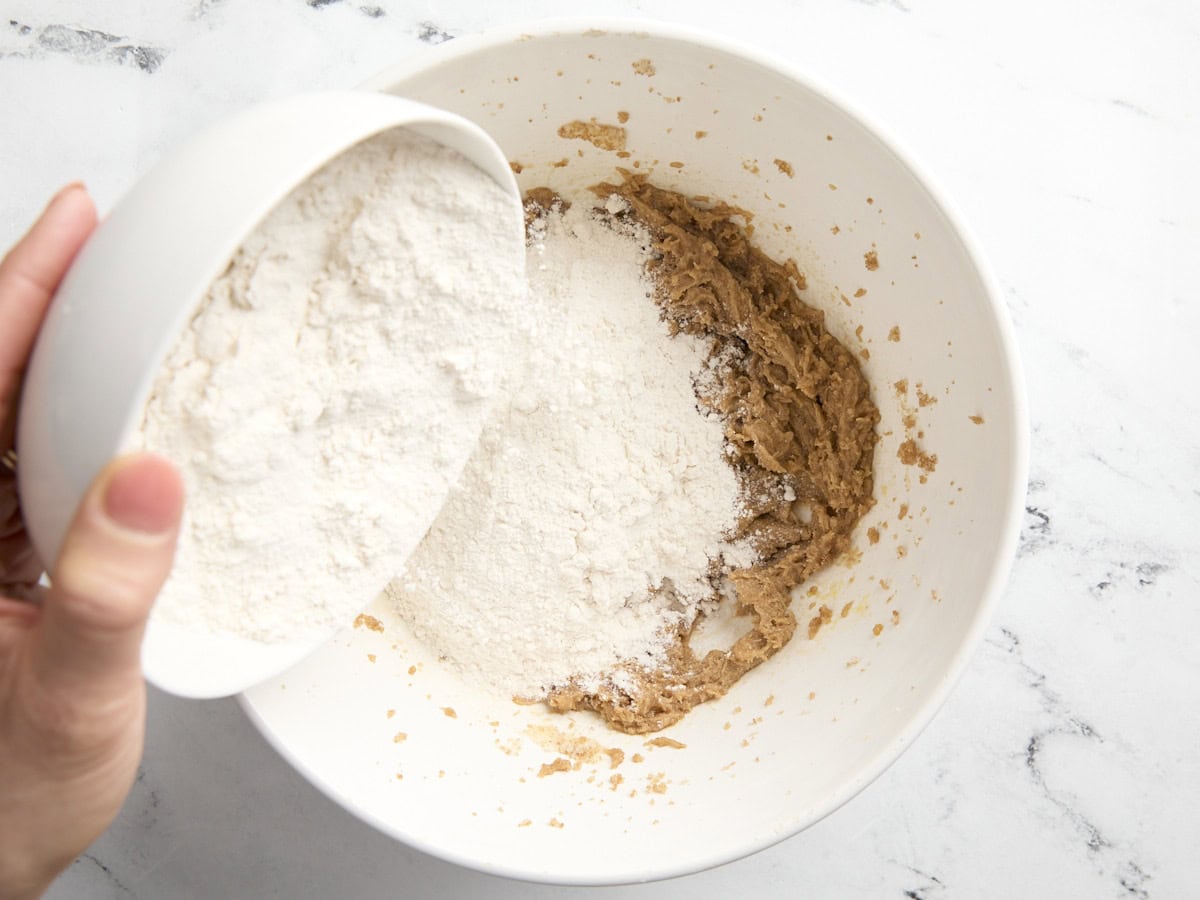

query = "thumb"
[31,454,184,696]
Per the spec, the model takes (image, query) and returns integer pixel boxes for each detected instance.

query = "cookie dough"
[537,174,879,733]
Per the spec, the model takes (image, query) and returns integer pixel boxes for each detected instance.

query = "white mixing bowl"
[237,19,1028,885]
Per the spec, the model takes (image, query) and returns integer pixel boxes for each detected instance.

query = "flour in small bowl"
[385,195,750,697]
[137,129,527,643]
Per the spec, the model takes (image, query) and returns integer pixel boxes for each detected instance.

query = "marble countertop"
[4,1,1197,897]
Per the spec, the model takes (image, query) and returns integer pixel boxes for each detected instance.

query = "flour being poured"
[386,196,749,697]
[140,131,751,699]
[137,130,527,642]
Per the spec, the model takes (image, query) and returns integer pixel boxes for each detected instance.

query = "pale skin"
[0,185,185,899]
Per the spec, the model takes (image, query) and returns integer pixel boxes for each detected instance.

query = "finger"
[30,454,184,697]
[0,183,98,433]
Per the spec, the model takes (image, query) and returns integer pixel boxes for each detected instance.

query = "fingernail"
[102,456,184,535]
[45,182,91,222]
[54,181,87,201]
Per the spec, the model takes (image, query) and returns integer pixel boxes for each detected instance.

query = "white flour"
[386,197,748,697]
[137,129,526,642]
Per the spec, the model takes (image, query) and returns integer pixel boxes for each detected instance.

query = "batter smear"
[542,174,879,733]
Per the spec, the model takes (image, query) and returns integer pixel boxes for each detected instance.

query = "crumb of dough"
[695,130,708,139]
[442,707,457,719]
[509,161,524,174]
[773,158,794,177]
[523,187,568,213]
[538,174,878,733]
[897,439,938,472]
[353,614,384,632]
[894,378,908,395]
[873,623,883,636]
[518,819,532,827]
[807,604,835,639]
[864,250,879,270]
[632,58,656,76]
[888,326,901,342]
[617,110,630,123]
[557,119,628,151]
[548,818,564,828]
[524,724,621,772]
[393,731,407,743]
[522,187,570,230]
[551,158,569,168]
[867,526,880,544]
[969,414,985,425]
[538,758,572,777]
[645,737,686,749]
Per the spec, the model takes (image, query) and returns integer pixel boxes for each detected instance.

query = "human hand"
[0,185,185,900]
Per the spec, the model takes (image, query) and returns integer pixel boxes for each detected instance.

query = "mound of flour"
[386,197,749,696]
[137,129,527,642]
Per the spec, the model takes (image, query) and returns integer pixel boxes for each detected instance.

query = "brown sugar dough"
[531,175,879,733]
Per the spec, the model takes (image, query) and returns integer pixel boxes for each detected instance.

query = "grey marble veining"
[2,0,1197,896]
[2,18,166,71]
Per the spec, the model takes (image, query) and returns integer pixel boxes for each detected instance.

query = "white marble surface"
[3,1,1197,897]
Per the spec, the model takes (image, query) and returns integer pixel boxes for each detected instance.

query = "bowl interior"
[241,23,1024,884]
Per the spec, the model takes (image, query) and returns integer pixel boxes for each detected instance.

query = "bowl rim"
[241,15,1030,886]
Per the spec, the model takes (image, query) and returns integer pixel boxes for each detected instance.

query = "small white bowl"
[16,90,521,699]
[237,20,1028,885]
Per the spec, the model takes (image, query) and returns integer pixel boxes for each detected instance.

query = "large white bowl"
[239,20,1028,885]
